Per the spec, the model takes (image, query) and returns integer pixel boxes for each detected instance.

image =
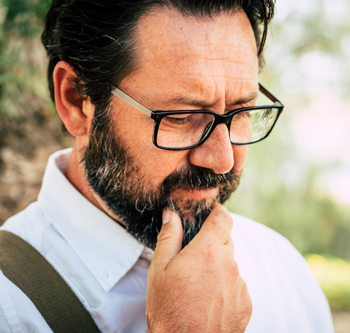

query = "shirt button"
[139,259,150,268]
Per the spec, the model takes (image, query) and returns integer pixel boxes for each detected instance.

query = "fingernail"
[162,209,172,224]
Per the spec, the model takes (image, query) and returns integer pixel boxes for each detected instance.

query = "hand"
[146,203,252,333]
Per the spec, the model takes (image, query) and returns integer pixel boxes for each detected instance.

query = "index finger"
[192,203,233,246]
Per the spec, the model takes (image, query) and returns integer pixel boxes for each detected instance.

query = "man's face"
[84,9,259,249]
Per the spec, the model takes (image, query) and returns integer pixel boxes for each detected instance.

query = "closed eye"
[163,115,193,125]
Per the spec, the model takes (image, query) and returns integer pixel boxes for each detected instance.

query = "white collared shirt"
[0,149,334,332]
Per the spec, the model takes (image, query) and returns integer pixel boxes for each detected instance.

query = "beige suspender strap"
[0,230,101,333]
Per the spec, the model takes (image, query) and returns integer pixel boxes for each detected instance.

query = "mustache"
[160,166,241,195]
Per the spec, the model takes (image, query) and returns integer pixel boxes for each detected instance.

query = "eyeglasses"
[111,84,284,151]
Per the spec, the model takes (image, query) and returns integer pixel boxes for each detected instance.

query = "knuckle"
[199,239,236,268]
[240,283,253,323]
[228,259,240,277]
[208,220,225,238]
[242,281,251,297]
[237,276,252,311]
[230,278,252,332]
[239,277,250,299]
[246,297,253,317]
[210,208,233,229]
[226,238,234,251]
[219,210,233,227]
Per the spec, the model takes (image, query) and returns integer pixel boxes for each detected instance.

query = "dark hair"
[41,0,275,111]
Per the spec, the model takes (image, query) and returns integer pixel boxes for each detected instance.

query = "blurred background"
[0,0,349,332]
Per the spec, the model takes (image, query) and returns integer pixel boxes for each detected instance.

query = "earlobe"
[53,61,89,137]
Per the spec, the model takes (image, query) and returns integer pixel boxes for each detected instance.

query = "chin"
[170,194,220,223]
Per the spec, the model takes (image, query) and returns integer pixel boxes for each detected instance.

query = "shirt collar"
[37,148,145,292]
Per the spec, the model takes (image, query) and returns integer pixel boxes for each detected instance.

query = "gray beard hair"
[82,105,241,249]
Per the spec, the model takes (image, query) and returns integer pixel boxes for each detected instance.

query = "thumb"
[152,208,183,270]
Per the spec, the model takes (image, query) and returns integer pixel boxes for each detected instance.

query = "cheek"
[113,115,187,188]
[135,145,188,188]
[135,151,190,192]
[233,145,248,172]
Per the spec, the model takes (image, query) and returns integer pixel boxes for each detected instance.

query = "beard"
[83,106,241,250]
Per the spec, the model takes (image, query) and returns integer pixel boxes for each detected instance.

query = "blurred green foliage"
[227,0,350,261]
[3,0,50,36]
[0,0,50,118]
[307,254,350,311]
[226,130,350,260]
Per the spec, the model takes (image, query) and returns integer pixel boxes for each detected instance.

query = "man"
[0,0,333,332]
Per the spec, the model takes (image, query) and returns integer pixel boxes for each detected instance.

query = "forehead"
[123,8,258,104]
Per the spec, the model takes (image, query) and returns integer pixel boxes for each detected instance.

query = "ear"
[53,61,91,137]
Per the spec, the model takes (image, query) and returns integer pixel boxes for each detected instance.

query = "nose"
[188,123,234,174]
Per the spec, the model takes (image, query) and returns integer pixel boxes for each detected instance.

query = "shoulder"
[229,212,334,332]
[230,212,303,262]
[229,211,314,280]
[230,212,291,243]
[1,201,50,253]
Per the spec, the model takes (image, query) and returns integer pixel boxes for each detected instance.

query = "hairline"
[118,4,263,91]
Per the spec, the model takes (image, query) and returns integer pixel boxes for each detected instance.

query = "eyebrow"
[169,91,259,109]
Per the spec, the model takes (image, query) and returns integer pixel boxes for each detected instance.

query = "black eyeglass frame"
[111,84,284,151]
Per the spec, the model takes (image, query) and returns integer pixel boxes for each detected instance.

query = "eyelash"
[165,116,192,124]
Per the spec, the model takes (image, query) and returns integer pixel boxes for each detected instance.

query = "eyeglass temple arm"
[111,86,153,117]
[112,84,282,116]
[259,83,282,105]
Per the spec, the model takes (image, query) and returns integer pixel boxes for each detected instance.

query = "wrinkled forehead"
[134,8,258,80]
[123,8,259,104]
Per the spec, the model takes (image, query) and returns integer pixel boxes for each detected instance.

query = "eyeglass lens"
[156,108,279,149]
